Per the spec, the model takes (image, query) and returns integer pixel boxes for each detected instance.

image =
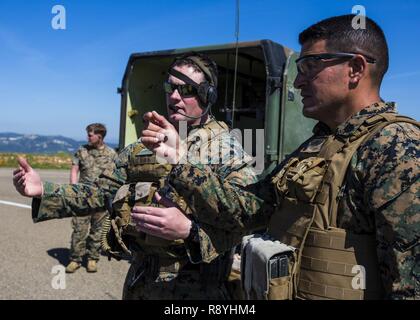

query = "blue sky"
[1,0,419,143]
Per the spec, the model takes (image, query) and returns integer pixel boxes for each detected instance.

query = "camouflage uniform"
[32,117,257,299]
[166,102,419,300]
[69,144,117,263]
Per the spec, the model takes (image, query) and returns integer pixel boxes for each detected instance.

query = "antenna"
[231,0,240,128]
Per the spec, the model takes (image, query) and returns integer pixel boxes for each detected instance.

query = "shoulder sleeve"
[72,146,83,166]
[357,121,419,299]
[359,122,419,210]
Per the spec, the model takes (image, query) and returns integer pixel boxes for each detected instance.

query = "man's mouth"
[301,95,315,109]
[300,91,312,98]
[301,93,313,101]
[169,105,185,113]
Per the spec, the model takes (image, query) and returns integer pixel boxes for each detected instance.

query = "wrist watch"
[186,219,200,243]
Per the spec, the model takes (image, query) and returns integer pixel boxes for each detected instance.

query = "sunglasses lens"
[164,82,197,97]
[296,61,305,75]
[163,82,174,94]
[297,57,320,76]
[179,84,196,97]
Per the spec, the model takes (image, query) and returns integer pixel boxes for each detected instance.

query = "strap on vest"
[350,114,417,142]
[320,113,419,227]
[298,279,364,300]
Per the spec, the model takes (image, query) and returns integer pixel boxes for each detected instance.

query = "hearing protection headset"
[168,52,218,109]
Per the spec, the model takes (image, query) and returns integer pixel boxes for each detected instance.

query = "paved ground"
[0,168,130,300]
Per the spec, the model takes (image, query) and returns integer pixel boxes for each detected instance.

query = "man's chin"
[302,104,318,119]
[169,113,185,123]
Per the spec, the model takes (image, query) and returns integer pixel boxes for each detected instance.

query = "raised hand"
[141,111,187,164]
[12,157,43,197]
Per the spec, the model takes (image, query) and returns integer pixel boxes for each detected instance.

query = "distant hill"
[0,132,118,154]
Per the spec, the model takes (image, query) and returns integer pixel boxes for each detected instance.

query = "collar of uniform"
[188,115,214,132]
[334,101,397,138]
[186,116,227,147]
[312,121,332,136]
[85,143,106,151]
[187,116,216,138]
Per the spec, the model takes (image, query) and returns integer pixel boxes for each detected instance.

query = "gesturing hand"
[141,111,187,164]
[12,157,43,197]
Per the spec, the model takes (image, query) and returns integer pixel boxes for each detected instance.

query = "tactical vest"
[263,113,418,300]
[115,143,182,256]
[102,118,230,263]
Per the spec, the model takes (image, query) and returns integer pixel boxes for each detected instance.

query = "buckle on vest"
[349,127,369,142]
[286,161,313,182]
[364,115,383,125]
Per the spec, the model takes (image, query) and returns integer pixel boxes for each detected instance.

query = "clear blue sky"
[1,0,419,143]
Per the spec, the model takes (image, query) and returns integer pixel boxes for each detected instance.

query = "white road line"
[0,200,31,209]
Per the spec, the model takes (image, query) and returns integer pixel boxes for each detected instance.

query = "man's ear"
[348,55,368,84]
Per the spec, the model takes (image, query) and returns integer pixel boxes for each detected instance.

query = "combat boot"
[87,260,98,273]
[65,261,81,273]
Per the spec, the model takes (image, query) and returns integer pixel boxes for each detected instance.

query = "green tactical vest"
[102,118,229,261]
[264,113,419,300]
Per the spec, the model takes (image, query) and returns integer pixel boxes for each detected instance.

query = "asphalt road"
[0,168,130,300]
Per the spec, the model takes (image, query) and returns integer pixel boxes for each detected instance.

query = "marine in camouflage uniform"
[31,116,256,299]
[69,144,117,265]
[166,102,419,299]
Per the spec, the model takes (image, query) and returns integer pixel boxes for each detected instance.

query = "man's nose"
[293,72,307,90]
[169,89,182,101]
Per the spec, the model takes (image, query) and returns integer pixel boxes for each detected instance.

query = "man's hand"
[12,157,43,197]
[131,192,192,240]
[141,111,187,164]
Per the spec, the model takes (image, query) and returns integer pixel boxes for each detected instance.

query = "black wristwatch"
[186,219,200,243]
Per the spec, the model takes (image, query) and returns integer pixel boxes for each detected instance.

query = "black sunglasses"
[163,81,198,98]
[296,52,377,76]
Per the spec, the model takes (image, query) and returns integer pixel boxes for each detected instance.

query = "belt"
[134,253,199,274]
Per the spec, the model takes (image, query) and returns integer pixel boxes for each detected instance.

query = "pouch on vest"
[275,156,327,203]
[241,234,296,300]
[240,155,328,300]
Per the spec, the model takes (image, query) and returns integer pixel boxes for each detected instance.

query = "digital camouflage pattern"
[122,265,231,300]
[32,116,257,299]
[72,144,117,183]
[167,102,419,300]
[70,211,108,262]
[69,144,117,262]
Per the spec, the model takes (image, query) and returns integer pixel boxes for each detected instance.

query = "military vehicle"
[117,40,315,176]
